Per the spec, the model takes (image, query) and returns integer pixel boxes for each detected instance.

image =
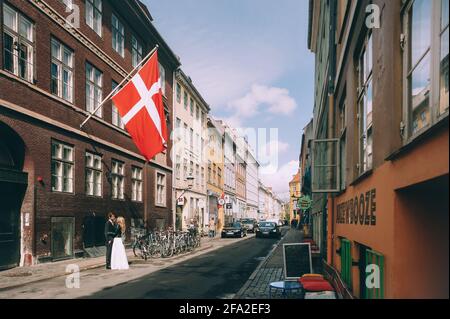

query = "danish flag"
[112,52,167,161]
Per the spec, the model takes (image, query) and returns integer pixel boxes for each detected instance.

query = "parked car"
[255,221,281,239]
[221,222,248,238]
[240,218,258,233]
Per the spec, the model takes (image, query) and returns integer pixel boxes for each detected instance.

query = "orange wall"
[332,128,449,298]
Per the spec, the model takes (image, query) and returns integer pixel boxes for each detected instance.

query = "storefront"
[330,128,449,298]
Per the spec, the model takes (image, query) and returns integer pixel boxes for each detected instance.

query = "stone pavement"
[0,235,252,292]
[235,228,305,299]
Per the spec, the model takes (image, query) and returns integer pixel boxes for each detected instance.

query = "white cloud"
[227,84,297,121]
[260,160,299,196]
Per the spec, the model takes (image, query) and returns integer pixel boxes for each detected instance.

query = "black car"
[240,218,258,233]
[221,222,247,238]
[255,222,281,239]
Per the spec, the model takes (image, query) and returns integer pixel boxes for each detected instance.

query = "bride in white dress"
[111,217,129,270]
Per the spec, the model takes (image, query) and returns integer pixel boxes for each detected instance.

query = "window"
[201,167,205,187]
[218,167,222,185]
[196,105,200,120]
[190,98,194,116]
[131,36,143,68]
[3,4,34,82]
[86,0,102,36]
[213,164,217,185]
[184,91,188,110]
[86,62,103,117]
[183,158,188,179]
[311,139,340,193]
[112,14,124,57]
[175,155,181,180]
[131,167,143,202]
[51,38,74,102]
[190,128,194,151]
[85,152,102,197]
[112,81,124,129]
[339,99,347,191]
[159,63,166,96]
[111,160,124,200]
[176,82,182,103]
[439,0,449,115]
[208,161,212,183]
[51,141,74,193]
[357,32,373,174]
[195,164,200,187]
[61,0,73,9]
[156,172,166,206]
[403,0,449,139]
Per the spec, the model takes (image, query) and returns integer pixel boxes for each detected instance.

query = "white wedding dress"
[111,234,129,270]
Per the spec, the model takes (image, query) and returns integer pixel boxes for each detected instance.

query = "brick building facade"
[0,0,180,269]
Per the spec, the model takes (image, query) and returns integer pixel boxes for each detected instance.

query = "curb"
[234,231,288,299]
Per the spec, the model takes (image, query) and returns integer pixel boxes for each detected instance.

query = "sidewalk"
[235,228,305,299]
[0,235,238,292]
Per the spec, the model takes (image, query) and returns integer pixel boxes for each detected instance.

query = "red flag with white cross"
[112,51,167,161]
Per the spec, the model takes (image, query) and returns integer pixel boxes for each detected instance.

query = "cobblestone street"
[236,228,304,299]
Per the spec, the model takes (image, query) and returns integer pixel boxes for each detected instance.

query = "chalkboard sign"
[283,243,312,280]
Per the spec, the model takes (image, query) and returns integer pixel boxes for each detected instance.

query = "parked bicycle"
[132,228,201,260]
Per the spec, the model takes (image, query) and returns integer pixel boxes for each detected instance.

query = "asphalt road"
[85,231,286,299]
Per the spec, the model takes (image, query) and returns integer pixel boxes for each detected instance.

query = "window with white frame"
[61,0,73,9]
[357,32,373,174]
[86,0,102,36]
[156,172,166,206]
[111,81,124,129]
[176,82,181,103]
[3,4,34,82]
[403,0,449,139]
[51,141,74,193]
[85,152,102,197]
[158,63,166,96]
[131,36,143,68]
[183,158,188,179]
[51,38,74,103]
[184,91,188,110]
[86,62,103,117]
[112,14,124,57]
[175,155,181,180]
[201,167,205,187]
[195,164,200,187]
[190,98,194,116]
[190,128,194,151]
[131,166,143,202]
[111,160,125,200]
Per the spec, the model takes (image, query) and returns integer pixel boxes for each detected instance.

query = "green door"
[0,169,27,270]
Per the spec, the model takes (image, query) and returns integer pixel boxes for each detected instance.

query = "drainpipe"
[327,0,337,266]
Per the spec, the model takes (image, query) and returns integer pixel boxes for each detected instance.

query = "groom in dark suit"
[105,212,117,269]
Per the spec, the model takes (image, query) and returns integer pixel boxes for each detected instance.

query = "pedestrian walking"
[209,217,216,238]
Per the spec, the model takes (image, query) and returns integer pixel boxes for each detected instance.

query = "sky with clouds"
[144,0,315,199]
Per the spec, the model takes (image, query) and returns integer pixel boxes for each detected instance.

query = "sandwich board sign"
[282,243,313,280]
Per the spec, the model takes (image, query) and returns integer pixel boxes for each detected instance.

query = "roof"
[289,171,301,184]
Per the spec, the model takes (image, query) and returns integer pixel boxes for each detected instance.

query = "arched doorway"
[0,121,28,270]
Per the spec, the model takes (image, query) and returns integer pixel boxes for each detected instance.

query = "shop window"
[51,217,74,260]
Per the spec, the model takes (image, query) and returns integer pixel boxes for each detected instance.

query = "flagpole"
[80,44,159,129]
[144,161,149,230]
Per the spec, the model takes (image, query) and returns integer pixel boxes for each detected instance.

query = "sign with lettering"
[336,189,376,226]
[283,243,312,280]
[297,195,312,210]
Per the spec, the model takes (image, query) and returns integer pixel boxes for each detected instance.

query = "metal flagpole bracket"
[79,44,159,129]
